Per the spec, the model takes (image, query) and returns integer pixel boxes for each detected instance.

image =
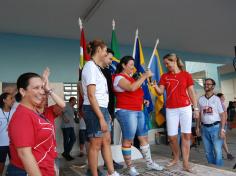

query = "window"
[63,82,78,108]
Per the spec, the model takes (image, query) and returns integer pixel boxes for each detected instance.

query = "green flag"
[111,29,121,60]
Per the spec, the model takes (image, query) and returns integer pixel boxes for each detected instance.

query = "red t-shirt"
[43,105,57,128]
[159,71,194,108]
[43,105,58,156]
[8,104,56,176]
[113,73,144,111]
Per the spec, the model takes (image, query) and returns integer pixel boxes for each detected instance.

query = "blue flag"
[133,32,154,114]
[148,40,166,126]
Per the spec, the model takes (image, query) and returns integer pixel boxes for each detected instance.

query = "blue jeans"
[6,164,27,176]
[61,127,76,155]
[201,124,223,166]
[116,109,148,140]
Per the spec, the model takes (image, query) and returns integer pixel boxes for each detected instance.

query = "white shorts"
[166,105,192,136]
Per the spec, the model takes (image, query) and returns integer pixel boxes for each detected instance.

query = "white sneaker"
[128,167,140,176]
[108,171,120,176]
[147,162,164,171]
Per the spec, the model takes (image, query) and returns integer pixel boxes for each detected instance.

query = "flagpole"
[78,17,83,31]
[132,28,138,58]
[78,17,83,80]
[148,38,159,69]
[112,19,115,30]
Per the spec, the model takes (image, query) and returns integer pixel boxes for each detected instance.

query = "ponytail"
[176,55,185,71]
[87,39,106,57]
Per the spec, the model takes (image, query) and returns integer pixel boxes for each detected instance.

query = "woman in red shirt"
[6,72,57,176]
[153,53,199,172]
[113,56,163,175]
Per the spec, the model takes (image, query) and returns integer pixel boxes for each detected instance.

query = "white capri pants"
[166,105,192,136]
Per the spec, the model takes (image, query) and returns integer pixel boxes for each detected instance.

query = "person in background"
[216,93,234,160]
[113,56,163,176]
[82,39,119,176]
[40,68,65,176]
[196,78,226,166]
[0,93,15,176]
[61,97,77,161]
[6,72,57,176]
[152,53,199,172]
[227,101,236,128]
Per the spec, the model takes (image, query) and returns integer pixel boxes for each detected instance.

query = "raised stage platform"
[60,129,236,176]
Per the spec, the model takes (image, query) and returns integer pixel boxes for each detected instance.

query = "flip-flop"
[165,161,178,167]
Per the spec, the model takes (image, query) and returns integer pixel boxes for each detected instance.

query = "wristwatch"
[194,107,199,111]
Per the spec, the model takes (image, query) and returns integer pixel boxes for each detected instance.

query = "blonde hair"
[163,53,185,71]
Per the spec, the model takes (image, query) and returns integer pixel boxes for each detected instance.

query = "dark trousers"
[6,164,27,176]
[62,127,76,155]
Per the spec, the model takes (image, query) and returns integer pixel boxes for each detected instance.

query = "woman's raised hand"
[42,67,51,92]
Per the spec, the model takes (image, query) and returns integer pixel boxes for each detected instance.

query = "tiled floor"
[60,129,236,175]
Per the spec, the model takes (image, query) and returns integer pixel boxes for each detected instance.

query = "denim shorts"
[83,105,111,138]
[116,109,148,140]
[6,164,27,176]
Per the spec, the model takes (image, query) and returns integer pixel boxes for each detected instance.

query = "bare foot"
[183,166,196,174]
[166,160,178,167]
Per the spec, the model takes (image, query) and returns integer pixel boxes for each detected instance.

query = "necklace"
[91,60,108,93]
[1,108,11,123]
[35,110,50,123]
[92,59,103,73]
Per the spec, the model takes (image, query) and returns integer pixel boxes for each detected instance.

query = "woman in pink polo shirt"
[153,53,199,172]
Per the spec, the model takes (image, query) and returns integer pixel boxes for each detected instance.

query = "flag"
[111,28,121,59]
[133,30,154,114]
[79,28,90,69]
[78,19,90,114]
[148,40,165,126]
[110,20,121,73]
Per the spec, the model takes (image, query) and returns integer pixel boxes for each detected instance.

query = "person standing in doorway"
[196,78,226,166]
[61,97,77,161]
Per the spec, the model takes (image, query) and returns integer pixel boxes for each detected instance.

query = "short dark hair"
[0,92,11,109]
[16,72,41,100]
[69,97,76,102]
[216,93,224,98]
[115,56,134,74]
[17,72,41,90]
[107,48,114,55]
[205,78,216,85]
